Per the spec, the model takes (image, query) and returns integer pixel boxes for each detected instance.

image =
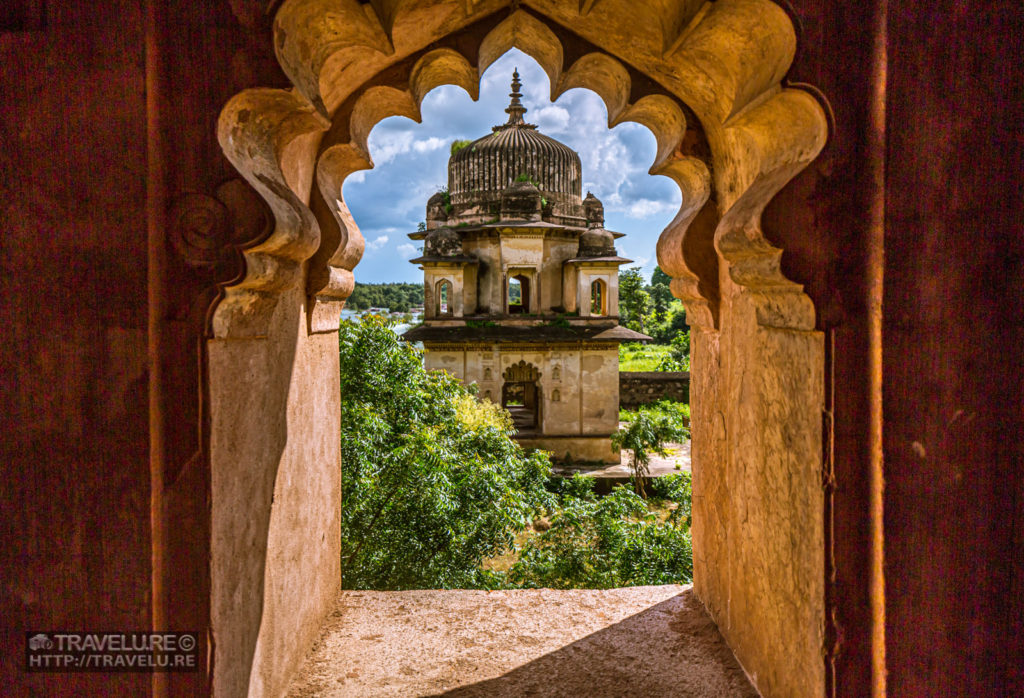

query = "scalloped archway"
[211,2,828,696]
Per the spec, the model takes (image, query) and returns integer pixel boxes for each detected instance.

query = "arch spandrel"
[216,0,826,339]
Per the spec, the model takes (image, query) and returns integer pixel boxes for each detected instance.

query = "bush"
[648,472,692,526]
[655,331,690,371]
[508,476,692,588]
[612,410,689,497]
[338,316,553,590]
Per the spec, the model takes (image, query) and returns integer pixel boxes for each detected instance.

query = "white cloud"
[346,170,366,184]
[397,243,417,258]
[413,136,446,153]
[627,199,677,219]
[370,131,414,166]
[535,105,570,132]
[366,235,389,250]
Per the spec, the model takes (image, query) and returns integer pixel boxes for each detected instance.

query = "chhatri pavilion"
[403,71,648,462]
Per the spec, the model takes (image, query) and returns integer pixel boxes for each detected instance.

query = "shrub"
[508,476,693,588]
[338,316,552,590]
[613,404,690,497]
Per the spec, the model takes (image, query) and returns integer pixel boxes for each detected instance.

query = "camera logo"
[28,634,53,651]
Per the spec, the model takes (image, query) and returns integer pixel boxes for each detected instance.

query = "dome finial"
[504,68,527,126]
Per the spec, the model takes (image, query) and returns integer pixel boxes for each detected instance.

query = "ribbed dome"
[448,70,582,208]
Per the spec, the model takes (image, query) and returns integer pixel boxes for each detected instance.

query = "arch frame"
[211,2,830,697]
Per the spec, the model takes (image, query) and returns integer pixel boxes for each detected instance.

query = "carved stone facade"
[404,73,647,462]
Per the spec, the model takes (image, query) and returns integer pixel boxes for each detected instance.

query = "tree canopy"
[346,282,424,313]
[338,316,552,590]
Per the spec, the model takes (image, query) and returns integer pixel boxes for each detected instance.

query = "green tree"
[618,267,652,334]
[648,265,674,321]
[347,282,425,312]
[655,331,691,371]
[338,316,552,590]
[612,409,689,497]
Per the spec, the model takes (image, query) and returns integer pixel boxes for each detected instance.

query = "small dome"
[583,192,604,228]
[500,180,542,221]
[425,191,448,226]
[578,227,616,257]
[424,226,462,257]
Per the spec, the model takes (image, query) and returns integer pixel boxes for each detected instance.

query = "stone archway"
[211,2,828,696]
[502,359,542,431]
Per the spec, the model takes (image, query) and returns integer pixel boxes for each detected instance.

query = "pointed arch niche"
[212,2,829,696]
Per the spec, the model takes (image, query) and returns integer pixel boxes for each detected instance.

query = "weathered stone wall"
[690,269,825,698]
[425,344,618,461]
[619,371,690,408]
[209,284,341,697]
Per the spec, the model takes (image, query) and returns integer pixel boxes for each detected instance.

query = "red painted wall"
[767,0,1024,693]
[882,3,1023,694]
[0,3,150,695]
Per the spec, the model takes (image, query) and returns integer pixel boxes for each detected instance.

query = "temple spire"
[504,69,527,126]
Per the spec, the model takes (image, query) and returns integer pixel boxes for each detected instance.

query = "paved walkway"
[287,586,756,697]
[552,439,691,481]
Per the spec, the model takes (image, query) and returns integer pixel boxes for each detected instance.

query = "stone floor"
[286,585,757,697]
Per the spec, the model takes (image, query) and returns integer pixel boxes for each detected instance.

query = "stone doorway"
[501,360,541,432]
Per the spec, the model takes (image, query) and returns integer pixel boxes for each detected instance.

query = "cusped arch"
[214,2,831,696]
[217,0,826,340]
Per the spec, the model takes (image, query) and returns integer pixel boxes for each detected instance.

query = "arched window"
[552,366,560,381]
[508,274,530,314]
[484,367,492,381]
[436,279,453,315]
[552,389,561,402]
[590,279,605,315]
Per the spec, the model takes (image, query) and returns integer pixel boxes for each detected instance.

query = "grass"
[618,342,673,371]
[619,399,691,426]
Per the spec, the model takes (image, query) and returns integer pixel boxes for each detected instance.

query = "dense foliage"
[507,475,693,588]
[345,282,424,312]
[339,316,552,590]
[618,268,652,334]
[338,316,694,591]
[619,398,691,428]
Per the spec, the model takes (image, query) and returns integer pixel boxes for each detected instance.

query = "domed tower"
[405,71,649,464]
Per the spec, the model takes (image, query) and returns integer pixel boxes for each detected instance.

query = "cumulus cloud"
[341,49,678,283]
[627,199,678,218]
[366,235,389,250]
[534,105,570,132]
[413,136,447,153]
[370,131,415,166]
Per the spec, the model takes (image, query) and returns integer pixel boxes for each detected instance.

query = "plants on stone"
[338,315,553,590]
[507,474,693,588]
[450,139,472,156]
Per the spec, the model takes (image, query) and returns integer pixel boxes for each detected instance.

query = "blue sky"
[343,48,681,283]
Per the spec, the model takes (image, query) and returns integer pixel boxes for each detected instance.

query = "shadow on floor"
[432,589,756,698]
